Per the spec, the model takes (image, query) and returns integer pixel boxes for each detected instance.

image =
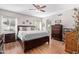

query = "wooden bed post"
[49,34,51,48]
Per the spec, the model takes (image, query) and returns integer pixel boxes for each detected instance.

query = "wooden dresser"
[65,32,78,53]
[51,24,63,41]
[5,33,15,43]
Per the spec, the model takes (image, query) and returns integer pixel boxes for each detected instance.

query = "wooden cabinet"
[51,24,62,41]
[5,33,15,43]
[65,32,77,53]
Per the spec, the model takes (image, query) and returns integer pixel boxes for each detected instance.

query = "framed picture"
[55,20,61,24]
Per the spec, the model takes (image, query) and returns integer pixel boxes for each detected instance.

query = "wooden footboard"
[24,36,49,51]
[17,36,49,52]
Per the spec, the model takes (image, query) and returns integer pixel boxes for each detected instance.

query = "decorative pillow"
[31,27,35,30]
[22,27,27,31]
[19,27,22,31]
[27,27,31,31]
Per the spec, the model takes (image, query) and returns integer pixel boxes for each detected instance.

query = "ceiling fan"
[29,4,46,12]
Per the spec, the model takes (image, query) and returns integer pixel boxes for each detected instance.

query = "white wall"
[0,9,42,30]
[0,8,75,31]
[62,9,75,28]
[43,9,75,29]
[0,9,42,25]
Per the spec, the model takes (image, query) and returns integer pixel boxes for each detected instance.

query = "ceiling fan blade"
[33,4,40,9]
[41,5,46,8]
[29,9,36,10]
[33,4,37,7]
[40,10,45,12]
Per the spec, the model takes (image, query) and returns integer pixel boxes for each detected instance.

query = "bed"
[17,25,49,52]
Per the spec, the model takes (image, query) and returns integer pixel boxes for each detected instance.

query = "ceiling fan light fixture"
[35,9,42,13]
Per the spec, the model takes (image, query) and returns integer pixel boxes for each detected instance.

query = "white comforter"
[18,30,49,41]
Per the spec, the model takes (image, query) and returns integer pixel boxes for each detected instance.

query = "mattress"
[18,30,49,41]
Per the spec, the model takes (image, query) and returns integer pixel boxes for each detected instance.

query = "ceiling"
[0,4,79,18]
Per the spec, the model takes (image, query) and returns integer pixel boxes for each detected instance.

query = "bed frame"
[17,25,49,52]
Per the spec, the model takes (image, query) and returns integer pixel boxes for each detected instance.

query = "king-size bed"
[17,25,49,52]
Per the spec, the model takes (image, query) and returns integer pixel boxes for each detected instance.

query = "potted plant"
[72,8,79,53]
